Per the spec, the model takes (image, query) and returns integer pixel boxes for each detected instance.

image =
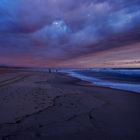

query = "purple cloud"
[0,0,140,67]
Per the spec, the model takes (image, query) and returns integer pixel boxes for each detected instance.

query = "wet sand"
[0,69,140,140]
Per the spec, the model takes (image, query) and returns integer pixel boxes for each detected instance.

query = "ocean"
[61,68,140,93]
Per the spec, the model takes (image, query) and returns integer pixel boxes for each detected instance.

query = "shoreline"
[60,72,140,95]
[61,70,140,93]
[0,68,139,95]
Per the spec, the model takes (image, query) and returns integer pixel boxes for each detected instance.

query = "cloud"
[0,0,140,67]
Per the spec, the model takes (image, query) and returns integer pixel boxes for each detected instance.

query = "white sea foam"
[61,69,140,93]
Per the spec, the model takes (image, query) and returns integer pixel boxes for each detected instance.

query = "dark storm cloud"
[0,0,140,67]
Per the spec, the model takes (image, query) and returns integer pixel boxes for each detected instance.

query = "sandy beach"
[0,69,140,140]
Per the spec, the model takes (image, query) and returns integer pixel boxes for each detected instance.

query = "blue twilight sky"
[0,0,140,68]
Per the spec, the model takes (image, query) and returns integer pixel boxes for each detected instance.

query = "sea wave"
[61,69,140,93]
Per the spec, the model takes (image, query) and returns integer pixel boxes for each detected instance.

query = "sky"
[0,0,140,68]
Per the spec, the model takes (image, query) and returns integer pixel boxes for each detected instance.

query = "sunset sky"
[0,0,140,68]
